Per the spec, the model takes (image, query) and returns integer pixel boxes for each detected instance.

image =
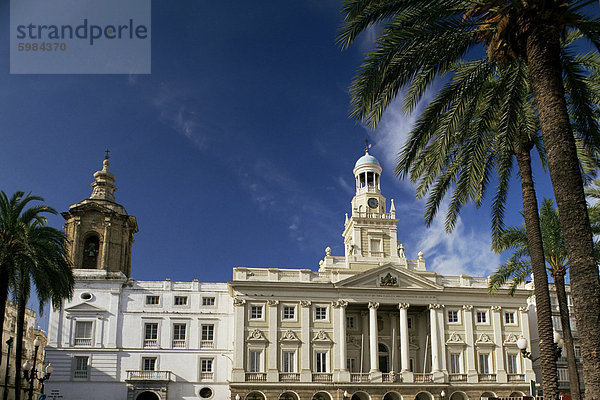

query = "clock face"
[368,198,379,209]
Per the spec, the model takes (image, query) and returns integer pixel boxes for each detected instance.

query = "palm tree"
[489,199,586,400]
[0,191,73,400]
[338,2,600,397]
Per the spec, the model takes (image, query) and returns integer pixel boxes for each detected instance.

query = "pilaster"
[232,298,246,381]
[267,300,279,381]
[491,305,507,382]
[519,306,535,381]
[300,300,312,381]
[463,305,478,383]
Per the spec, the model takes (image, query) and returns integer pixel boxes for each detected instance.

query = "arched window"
[379,343,390,373]
[82,235,100,269]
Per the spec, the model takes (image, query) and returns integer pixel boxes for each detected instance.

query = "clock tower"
[342,148,401,266]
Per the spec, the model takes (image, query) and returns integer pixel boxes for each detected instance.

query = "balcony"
[449,374,467,382]
[245,372,266,382]
[126,370,171,381]
[479,373,497,382]
[312,373,333,382]
[172,340,186,348]
[382,372,400,382]
[414,373,433,383]
[508,374,525,382]
[350,373,370,382]
[279,373,300,382]
[143,339,158,348]
[73,369,88,379]
[199,372,213,380]
[200,340,214,349]
[74,338,92,347]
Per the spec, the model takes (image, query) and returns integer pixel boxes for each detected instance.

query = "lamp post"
[517,330,563,362]
[22,337,53,400]
[2,337,14,400]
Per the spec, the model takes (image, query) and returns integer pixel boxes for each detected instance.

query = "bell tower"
[342,147,401,264]
[62,155,138,278]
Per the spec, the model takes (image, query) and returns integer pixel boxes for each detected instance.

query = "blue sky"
[1,0,565,316]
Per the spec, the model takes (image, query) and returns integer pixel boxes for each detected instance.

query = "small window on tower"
[82,235,100,269]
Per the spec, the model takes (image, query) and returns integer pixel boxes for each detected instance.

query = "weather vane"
[365,138,372,153]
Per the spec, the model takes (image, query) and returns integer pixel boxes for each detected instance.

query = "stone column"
[65,315,73,347]
[334,300,350,381]
[519,306,535,381]
[71,218,81,266]
[390,313,398,373]
[101,218,111,270]
[398,303,411,381]
[95,315,104,347]
[429,304,441,373]
[267,300,279,381]
[463,305,478,383]
[361,311,369,373]
[368,302,380,379]
[231,298,246,381]
[300,300,312,381]
[491,306,507,382]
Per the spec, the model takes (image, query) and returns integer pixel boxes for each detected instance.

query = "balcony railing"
[245,372,266,382]
[279,373,300,382]
[414,373,433,383]
[200,340,214,348]
[508,373,525,382]
[449,373,467,382]
[350,373,370,382]
[172,340,186,348]
[143,339,158,348]
[126,370,171,381]
[199,372,213,380]
[73,369,88,379]
[479,373,497,382]
[382,372,400,382]
[312,373,333,382]
[74,338,92,346]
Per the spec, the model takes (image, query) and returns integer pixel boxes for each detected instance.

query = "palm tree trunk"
[553,269,582,400]
[516,149,558,400]
[13,286,26,400]
[525,23,600,400]
[0,270,8,367]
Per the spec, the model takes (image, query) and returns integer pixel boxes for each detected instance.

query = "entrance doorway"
[378,343,390,373]
[136,392,160,400]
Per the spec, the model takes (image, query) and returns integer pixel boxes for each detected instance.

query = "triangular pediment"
[335,264,442,290]
[64,302,108,313]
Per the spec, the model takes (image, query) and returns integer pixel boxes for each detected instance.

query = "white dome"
[354,153,380,168]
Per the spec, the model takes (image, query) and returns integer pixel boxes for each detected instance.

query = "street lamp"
[517,331,563,362]
[22,337,53,400]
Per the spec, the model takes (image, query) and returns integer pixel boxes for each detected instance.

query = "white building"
[45,157,233,400]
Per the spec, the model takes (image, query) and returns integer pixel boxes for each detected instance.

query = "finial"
[105,149,110,159]
[90,154,117,202]
[365,138,371,154]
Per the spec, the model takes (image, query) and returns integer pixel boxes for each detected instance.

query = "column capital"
[398,303,410,310]
[491,305,502,312]
[333,300,348,308]
[462,304,473,311]
[267,299,279,306]
[233,298,246,307]
[519,305,530,313]
[428,304,443,310]
[300,300,312,308]
[368,301,379,310]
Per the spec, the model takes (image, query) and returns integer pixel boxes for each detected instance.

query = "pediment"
[280,330,301,343]
[503,333,519,347]
[335,264,442,290]
[446,332,466,346]
[64,302,108,314]
[246,329,268,343]
[311,330,333,344]
[475,333,495,347]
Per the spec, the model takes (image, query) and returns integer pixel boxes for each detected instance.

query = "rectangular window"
[346,358,356,372]
[315,352,327,372]
[478,354,489,374]
[504,312,515,325]
[201,358,213,372]
[552,316,562,331]
[250,305,263,319]
[282,306,295,320]
[74,321,93,345]
[575,346,581,360]
[173,324,186,340]
[144,322,158,347]
[450,353,461,373]
[315,307,327,320]
[142,357,156,371]
[370,239,381,254]
[507,354,518,374]
[448,310,459,323]
[174,296,187,306]
[201,324,214,341]
[407,317,413,329]
[558,368,569,382]
[476,311,488,324]
[409,358,414,372]
[145,295,160,305]
[249,351,261,372]
[202,297,215,306]
[282,351,295,373]
[346,316,355,329]
[74,356,89,378]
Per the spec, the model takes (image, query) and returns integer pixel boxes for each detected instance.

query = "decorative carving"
[418,251,424,260]
[267,299,279,306]
[519,305,530,313]
[398,302,410,310]
[380,273,398,287]
[428,304,442,310]
[325,246,331,256]
[503,333,519,346]
[246,329,267,342]
[446,332,466,346]
[333,300,348,308]
[398,244,405,258]
[311,330,333,343]
[368,302,379,310]
[347,335,361,347]
[476,333,495,347]
[280,330,301,342]
[233,298,246,307]
[300,300,311,307]
[462,304,473,311]
[491,305,502,312]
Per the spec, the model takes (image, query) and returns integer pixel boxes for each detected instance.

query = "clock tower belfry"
[342,148,401,265]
